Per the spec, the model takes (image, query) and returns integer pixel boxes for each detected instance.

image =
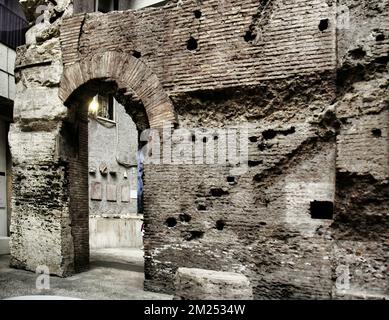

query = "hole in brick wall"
[248,160,263,167]
[227,176,236,184]
[258,143,266,151]
[372,128,382,137]
[315,226,326,236]
[194,10,202,19]
[260,222,267,226]
[374,55,389,65]
[166,217,177,228]
[210,188,229,197]
[49,9,65,24]
[198,204,207,211]
[310,201,334,220]
[185,231,204,241]
[187,37,198,51]
[244,30,257,42]
[133,50,142,58]
[349,48,366,60]
[376,34,385,41]
[262,127,295,140]
[216,220,226,231]
[262,129,277,140]
[191,134,196,142]
[213,135,219,140]
[203,137,208,143]
[281,126,296,136]
[318,19,329,31]
[332,120,341,131]
[253,174,261,182]
[179,213,192,223]
[249,136,258,142]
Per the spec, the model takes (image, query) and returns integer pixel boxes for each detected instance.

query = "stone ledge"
[89,214,143,220]
[174,268,253,300]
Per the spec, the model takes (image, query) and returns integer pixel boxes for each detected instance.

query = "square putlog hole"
[310,201,334,220]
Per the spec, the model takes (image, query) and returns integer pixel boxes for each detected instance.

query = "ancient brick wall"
[62,0,337,93]
[67,102,89,272]
[331,0,389,298]
[58,0,340,298]
[9,0,389,299]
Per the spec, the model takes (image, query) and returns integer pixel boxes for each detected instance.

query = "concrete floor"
[0,248,172,300]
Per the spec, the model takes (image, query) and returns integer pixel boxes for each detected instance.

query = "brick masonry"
[9,0,389,299]
[67,101,89,272]
[61,0,337,93]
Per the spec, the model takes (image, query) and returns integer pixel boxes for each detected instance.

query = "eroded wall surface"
[9,0,389,298]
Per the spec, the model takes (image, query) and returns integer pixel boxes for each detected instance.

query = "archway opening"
[62,79,150,282]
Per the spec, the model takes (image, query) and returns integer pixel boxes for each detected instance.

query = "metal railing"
[0,3,28,49]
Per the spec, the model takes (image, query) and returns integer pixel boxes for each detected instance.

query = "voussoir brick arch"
[58,51,176,128]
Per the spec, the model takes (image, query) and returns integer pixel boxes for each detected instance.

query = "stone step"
[174,267,253,300]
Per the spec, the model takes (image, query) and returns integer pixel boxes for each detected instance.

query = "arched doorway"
[62,78,151,272]
[60,52,175,272]
[8,50,175,282]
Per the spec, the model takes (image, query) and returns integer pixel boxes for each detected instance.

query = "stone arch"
[54,51,177,274]
[59,51,176,129]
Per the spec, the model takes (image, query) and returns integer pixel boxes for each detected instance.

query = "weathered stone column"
[9,0,77,276]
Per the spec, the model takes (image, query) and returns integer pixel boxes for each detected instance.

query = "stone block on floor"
[174,267,253,300]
